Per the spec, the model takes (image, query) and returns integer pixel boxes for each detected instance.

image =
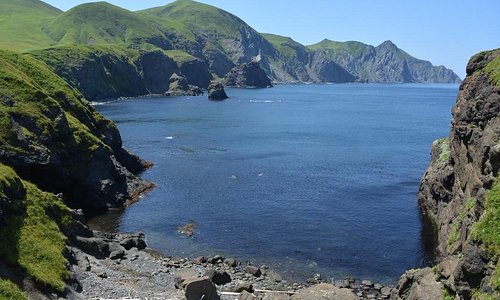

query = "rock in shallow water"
[208,82,228,100]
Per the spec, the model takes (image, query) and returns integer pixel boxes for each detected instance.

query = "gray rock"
[208,82,228,100]
[391,268,443,300]
[230,282,254,293]
[109,250,125,260]
[204,269,231,285]
[238,290,255,300]
[290,283,358,300]
[183,277,220,300]
[244,266,262,277]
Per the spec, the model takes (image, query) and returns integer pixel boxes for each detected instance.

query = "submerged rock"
[178,221,197,237]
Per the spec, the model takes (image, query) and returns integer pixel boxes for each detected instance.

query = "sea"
[89,83,459,284]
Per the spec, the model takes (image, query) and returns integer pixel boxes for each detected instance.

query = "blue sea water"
[91,84,458,283]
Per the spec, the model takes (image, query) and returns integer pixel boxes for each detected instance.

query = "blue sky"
[43,0,500,79]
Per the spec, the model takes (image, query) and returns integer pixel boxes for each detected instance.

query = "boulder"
[208,82,228,100]
[290,283,358,300]
[174,268,199,289]
[204,269,231,285]
[183,277,220,300]
[178,221,197,237]
[391,268,443,300]
[244,265,262,277]
[238,290,255,300]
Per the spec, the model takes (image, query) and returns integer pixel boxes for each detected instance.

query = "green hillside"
[0,0,61,51]
[140,0,246,38]
[43,2,168,48]
[308,39,372,58]
[261,33,310,58]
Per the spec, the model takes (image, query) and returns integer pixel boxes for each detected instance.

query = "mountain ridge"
[0,0,461,95]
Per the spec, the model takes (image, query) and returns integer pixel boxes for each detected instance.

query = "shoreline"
[74,222,396,299]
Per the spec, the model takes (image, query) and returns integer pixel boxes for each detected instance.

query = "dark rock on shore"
[224,62,273,88]
[208,82,229,100]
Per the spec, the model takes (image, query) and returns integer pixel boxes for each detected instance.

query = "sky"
[42,0,500,79]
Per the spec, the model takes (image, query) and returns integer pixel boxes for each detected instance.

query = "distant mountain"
[0,0,461,100]
[307,39,461,83]
[139,0,279,77]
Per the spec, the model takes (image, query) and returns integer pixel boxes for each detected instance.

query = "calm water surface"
[91,84,458,283]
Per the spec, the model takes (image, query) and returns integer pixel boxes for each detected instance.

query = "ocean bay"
[90,83,458,283]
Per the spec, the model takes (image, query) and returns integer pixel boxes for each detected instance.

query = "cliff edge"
[394,49,499,299]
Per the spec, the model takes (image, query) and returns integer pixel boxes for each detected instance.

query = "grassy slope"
[44,2,166,47]
[307,39,371,57]
[0,279,27,300]
[0,0,61,51]
[139,0,247,38]
[261,33,310,58]
[0,164,71,292]
[0,49,111,168]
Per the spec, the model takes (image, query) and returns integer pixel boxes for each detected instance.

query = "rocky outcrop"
[395,49,500,299]
[165,73,203,96]
[0,50,152,210]
[208,82,228,100]
[307,51,357,83]
[33,46,210,100]
[307,39,461,83]
[135,50,178,94]
[224,62,273,88]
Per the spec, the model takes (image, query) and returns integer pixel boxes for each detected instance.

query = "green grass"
[472,178,500,291]
[0,164,71,292]
[44,2,167,48]
[0,279,27,300]
[140,0,247,39]
[448,197,476,249]
[484,53,500,87]
[261,33,310,58]
[435,138,450,162]
[0,0,61,52]
[163,49,197,64]
[307,39,371,57]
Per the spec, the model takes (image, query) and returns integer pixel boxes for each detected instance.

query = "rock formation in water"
[208,82,228,100]
[392,48,500,299]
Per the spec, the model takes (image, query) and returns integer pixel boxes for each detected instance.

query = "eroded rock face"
[208,82,228,100]
[391,268,443,300]
[165,73,203,96]
[408,49,500,298]
[0,50,153,210]
[224,62,273,88]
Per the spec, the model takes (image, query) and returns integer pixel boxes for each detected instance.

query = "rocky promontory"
[224,62,273,88]
[393,49,500,299]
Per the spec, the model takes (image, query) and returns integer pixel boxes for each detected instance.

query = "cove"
[89,83,458,283]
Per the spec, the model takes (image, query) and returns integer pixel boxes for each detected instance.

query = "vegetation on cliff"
[0,0,460,87]
[0,164,71,292]
[414,48,500,299]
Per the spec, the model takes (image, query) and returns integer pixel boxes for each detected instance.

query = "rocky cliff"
[0,49,155,298]
[224,61,273,88]
[32,46,211,101]
[0,50,152,209]
[393,49,499,299]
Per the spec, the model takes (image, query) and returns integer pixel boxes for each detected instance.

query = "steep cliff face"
[224,61,272,88]
[400,49,500,299]
[32,46,210,100]
[31,46,148,100]
[307,39,461,83]
[0,50,152,210]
